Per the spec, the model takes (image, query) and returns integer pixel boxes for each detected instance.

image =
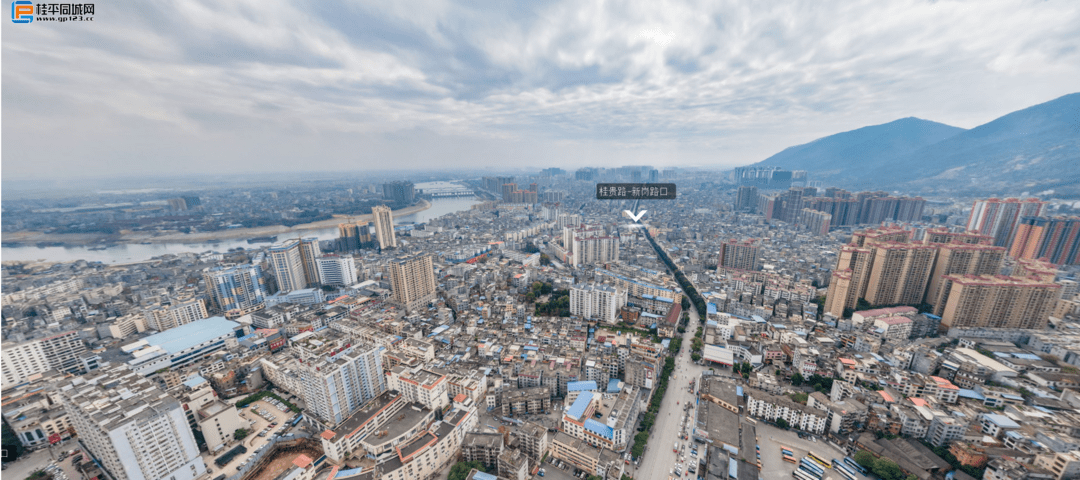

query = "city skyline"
[3,0,1079,179]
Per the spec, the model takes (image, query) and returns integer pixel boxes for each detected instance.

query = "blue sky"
[3,0,1078,178]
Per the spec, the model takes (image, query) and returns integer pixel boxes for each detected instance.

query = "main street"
[632,306,711,480]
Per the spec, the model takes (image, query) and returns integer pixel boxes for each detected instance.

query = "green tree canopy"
[775,418,790,429]
[448,461,486,480]
[791,373,804,386]
[872,457,903,480]
[853,450,877,469]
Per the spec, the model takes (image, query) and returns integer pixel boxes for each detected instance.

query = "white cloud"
[2,0,1078,178]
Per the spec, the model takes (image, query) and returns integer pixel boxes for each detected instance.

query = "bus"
[798,464,822,480]
[792,469,817,480]
[782,454,798,464]
[834,462,858,480]
[807,451,830,468]
[844,457,869,476]
[800,459,824,476]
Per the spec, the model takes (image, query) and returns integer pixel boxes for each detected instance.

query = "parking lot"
[202,399,297,478]
[756,422,869,480]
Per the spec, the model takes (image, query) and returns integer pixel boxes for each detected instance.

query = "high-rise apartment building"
[316,254,357,286]
[2,330,89,387]
[718,239,759,271]
[1010,216,1080,265]
[145,296,209,332]
[372,205,397,249]
[570,284,627,324]
[922,227,992,246]
[799,208,832,235]
[570,235,619,267]
[2,332,89,388]
[389,254,437,312]
[862,242,937,306]
[735,186,758,211]
[825,225,985,317]
[966,197,1046,248]
[939,273,1061,330]
[269,238,321,291]
[59,365,206,480]
[382,180,416,205]
[2,340,52,387]
[299,341,385,425]
[299,237,322,286]
[924,244,1006,315]
[338,222,373,251]
[202,264,268,315]
[825,244,875,317]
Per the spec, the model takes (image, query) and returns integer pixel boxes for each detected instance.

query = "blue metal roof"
[183,375,207,388]
[143,317,240,355]
[729,458,738,478]
[471,473,498,480]
[736,386,743,397]
[984,414,1020,428]
[607,379,622,393]
[958,389,985,400]
[334,467,366,479]
[707,303,717,315]
[584,419,614,439]
[566,392,594,420]
[568,381,598,392]
[524,346,539,351]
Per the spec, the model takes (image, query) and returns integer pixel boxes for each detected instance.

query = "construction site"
[242,438,325,480]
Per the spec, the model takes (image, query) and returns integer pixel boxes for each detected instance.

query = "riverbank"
[2,199,432,247]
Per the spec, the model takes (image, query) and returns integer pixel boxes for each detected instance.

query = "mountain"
[748,92,1080,196]
[876,92,1080,196]
[748,117,966,187]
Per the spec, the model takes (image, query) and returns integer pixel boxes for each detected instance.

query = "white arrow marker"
[625,210,647,222]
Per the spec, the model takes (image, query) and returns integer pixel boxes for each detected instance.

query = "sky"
[2,0,1079,179]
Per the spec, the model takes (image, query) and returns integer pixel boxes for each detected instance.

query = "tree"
[789,393,808,404]
[588,476,603,480]
[448,461,486,480]
[872,457,903,480]
[539,253,552,266]
[853,450,877,470]
[775,418,790,429]
[791,373,804,386]
[2,420,24,462]
[234,428,250,440]
[691,352,702,362]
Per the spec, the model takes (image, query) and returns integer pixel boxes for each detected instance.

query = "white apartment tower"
[317,254,358,286]
[145,297,209,332]
[300,343,386,425]
[2,331,88,387]
[570,284,627,324]
[372,205,397,249]
[58,365,206,480]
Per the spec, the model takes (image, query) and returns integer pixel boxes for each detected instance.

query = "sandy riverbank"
[2,199,431,246]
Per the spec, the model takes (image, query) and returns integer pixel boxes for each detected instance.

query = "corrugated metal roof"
[566,392,594,420]
[142,317,239,355]
[568,381,598,392]
[584,419,614,439]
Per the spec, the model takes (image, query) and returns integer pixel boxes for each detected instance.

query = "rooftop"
[141,316,241,355]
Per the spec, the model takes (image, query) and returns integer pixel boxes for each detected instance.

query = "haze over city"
[4,0,1080,180]
[4,4,1080,480]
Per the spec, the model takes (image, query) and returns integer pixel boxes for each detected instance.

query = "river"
[0,196,481,264]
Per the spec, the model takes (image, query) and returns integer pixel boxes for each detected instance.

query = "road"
[632,306,710,480]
